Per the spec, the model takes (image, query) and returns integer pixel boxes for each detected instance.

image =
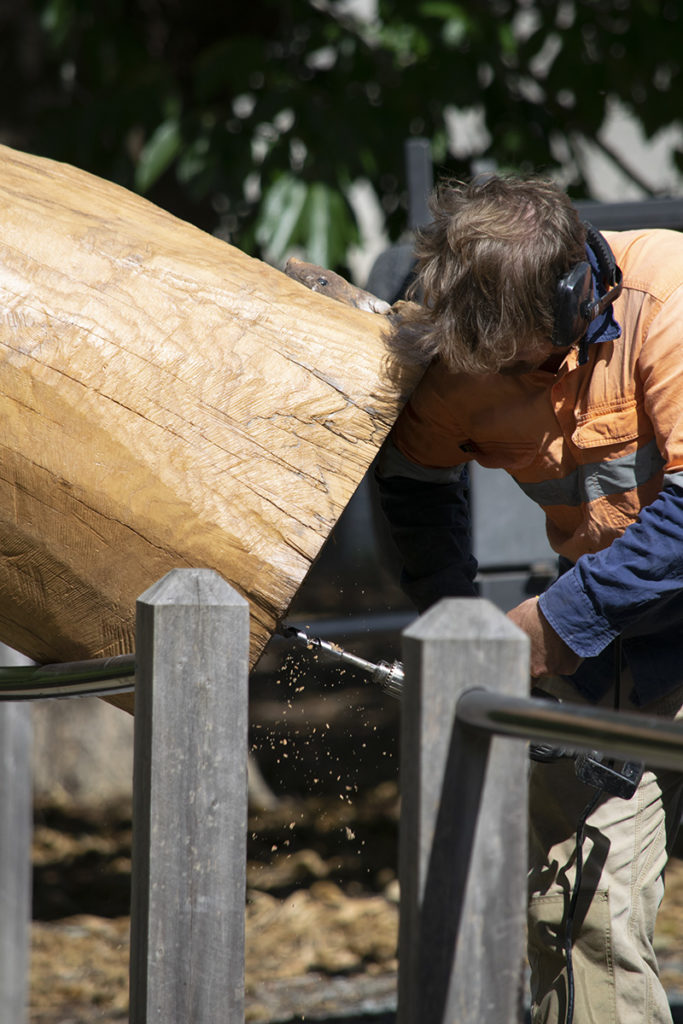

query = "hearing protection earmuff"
[552,223,623,349]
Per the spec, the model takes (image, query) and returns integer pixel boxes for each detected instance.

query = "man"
[375,175,683,1023]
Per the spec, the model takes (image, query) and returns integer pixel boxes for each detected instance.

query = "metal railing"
[0,654,135,701]
[457,687,683,772]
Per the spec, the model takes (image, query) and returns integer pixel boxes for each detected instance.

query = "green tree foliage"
[2,1,681,273]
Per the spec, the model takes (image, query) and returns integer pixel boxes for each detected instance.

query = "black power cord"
[564,788,602,1024]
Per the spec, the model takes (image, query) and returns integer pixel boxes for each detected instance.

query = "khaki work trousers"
[528,678,683,1024]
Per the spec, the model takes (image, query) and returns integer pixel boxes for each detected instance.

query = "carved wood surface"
[0,145,416,711]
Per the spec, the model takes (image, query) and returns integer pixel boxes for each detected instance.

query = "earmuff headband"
[551,223,623,349]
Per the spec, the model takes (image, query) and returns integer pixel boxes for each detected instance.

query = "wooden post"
[0,646,33,1024]
[130,569,249,1023]
[398,598,529,1024]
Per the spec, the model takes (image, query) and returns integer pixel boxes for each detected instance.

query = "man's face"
[500,337,571,375]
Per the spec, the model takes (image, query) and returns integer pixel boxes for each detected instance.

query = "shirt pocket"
[571,399,647,450]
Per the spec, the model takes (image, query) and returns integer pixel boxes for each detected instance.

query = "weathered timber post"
[398,598,529,1024]
[0,646,33,1024]
[130,569,249,1023]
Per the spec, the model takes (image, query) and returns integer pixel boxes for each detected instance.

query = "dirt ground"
[28,791,683,1024]
[30,782,401,1024]
[27,652,683,1022]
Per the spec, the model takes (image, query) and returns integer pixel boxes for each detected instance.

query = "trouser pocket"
[528,890,616,1024]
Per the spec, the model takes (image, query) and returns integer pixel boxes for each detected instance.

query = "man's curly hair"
[387,175,587,376]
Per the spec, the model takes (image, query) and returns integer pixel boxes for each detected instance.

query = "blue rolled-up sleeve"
[539,480,683,656]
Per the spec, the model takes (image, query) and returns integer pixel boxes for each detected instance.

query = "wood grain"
[0,145,419,712]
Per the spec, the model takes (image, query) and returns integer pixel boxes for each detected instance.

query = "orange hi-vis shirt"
[392,228,683,568]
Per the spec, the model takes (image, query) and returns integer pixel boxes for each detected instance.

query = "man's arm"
[375,439,478,613]
[538,476,683,656]
[505,480,683,680]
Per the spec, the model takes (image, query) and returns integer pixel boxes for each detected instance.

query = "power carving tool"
[278,627,642,798]
[277,624,404,701]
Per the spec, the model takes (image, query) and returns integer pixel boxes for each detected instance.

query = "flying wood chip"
[0,145,418,711]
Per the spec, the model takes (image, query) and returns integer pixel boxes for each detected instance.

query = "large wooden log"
[0,145,417,712]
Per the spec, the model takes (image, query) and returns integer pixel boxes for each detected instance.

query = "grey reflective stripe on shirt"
[376,438,466,484]
[517,437,665,507]
[664,469,683,492]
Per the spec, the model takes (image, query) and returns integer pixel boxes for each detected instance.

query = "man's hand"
[285,257,391,314]
[506,596,583,677]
